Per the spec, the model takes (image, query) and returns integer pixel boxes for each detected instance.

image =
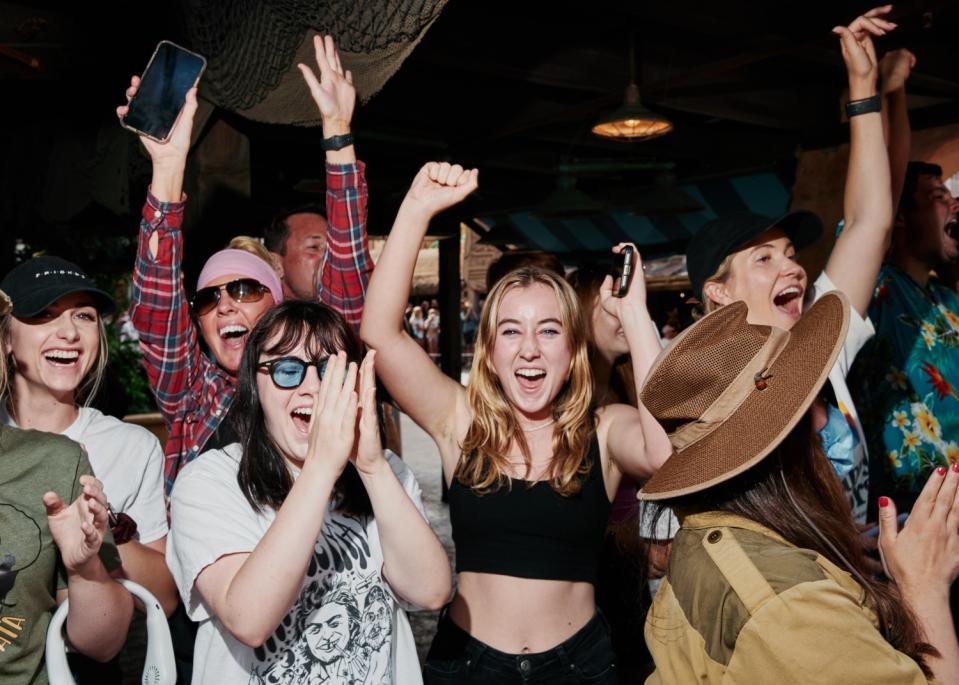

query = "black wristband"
[845,95,881,118]
[321,132,354,151]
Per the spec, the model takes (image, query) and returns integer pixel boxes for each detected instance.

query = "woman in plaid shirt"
[119,36,373,496]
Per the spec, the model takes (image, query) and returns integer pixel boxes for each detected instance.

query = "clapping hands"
[45,475,109,573]
[303,350,385,478]
[878,465,959,594]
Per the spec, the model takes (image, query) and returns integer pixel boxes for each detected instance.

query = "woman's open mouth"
[773,285,803,319]
[218,324,250,349]
[291,406,312,433]
[515,368,546,392]
[44,349,81,367]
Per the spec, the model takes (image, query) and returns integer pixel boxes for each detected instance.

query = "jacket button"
[707,530,722,544]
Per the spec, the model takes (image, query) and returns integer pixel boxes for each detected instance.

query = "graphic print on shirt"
[248,516,395,684]
[0,504,42,650]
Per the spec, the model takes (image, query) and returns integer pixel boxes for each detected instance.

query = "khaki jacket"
[645,511,938,684]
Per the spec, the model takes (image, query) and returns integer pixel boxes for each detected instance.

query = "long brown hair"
[567,265,637,406]
[658,415,936,675]
[457,267,594,495]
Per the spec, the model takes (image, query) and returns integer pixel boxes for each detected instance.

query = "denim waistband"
[433,607,610,676]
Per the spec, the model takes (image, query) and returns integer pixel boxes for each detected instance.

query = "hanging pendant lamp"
[592,39,673,142]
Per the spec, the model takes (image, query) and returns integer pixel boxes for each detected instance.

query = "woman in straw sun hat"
[640,291,959,684]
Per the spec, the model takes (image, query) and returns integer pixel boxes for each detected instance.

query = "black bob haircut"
[231,299,372,517]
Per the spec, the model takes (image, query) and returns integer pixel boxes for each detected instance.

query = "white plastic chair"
[45,579,176,685]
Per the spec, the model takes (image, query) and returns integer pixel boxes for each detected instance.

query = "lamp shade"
[592,83,673,142]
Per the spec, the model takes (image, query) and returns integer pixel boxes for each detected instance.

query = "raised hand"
[833,6,896,93]
[116,75,198,167]
[352,350,385,475]
[600,242,648,323]
[878,465,959,593]
[305,351,359,476]
[880,48,916,94]
[402,162,479,220]
[45,475,109,573]
[298,35,355,136]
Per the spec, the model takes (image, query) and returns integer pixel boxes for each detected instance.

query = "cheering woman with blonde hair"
[361,162,671,683]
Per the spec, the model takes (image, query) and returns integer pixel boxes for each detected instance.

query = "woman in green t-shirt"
[0,290,132,684]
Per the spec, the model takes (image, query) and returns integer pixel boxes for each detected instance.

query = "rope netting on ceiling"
[184,0,448,125]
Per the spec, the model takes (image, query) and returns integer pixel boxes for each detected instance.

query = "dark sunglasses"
[257,356,329,389]
[191,278,268,315]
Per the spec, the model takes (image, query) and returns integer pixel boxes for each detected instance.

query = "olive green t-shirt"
[0,423,121,685]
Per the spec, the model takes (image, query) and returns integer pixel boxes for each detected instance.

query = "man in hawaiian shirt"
[850,161,959,512]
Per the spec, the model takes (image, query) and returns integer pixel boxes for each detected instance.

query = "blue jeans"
[424,608,617,684]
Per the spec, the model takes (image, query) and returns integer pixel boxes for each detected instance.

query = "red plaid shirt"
[130,162,371,496]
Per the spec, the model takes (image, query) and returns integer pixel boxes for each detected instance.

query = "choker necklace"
[520,419,556,433]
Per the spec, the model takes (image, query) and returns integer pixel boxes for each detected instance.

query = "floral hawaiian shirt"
[849,264,959,506]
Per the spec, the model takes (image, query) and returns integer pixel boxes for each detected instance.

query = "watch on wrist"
[321,132,354,151]
[845,95,881,118]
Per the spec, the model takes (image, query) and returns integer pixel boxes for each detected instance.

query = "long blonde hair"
[457,267,595,496]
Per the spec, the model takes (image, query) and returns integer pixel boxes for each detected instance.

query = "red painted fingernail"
[937,466,948,476]
[953,463,959,473]
[879,496,890,508]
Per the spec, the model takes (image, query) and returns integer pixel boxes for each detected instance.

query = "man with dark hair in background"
[265,202,331,301]
[850,159,959,512]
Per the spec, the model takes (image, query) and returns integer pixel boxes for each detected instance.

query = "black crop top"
[447,435,612,584]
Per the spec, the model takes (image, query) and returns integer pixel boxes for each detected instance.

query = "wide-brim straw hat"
[638,290,849,500]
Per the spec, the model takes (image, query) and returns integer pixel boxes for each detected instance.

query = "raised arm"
[360,163,478,461]
[353,352,451,609]
[49,475,133,662]
[596,244,673,480]
[121,80,209,421]
[825,6,895,316]
[298,35,373,333]
[192,353,359,647]
[879,48,915,213]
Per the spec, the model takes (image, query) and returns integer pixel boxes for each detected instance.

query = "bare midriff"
[448,572,596,653]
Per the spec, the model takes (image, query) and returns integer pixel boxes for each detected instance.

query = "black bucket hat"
[686,210,822,300]
[0,256,117,318]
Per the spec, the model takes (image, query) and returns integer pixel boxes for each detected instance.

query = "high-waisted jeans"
[423,607,617,684]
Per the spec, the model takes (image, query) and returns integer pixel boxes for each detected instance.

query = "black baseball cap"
[0,256,117,318]
[686,210,822,299]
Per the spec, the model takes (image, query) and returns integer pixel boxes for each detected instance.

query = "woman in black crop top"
[362,163,672,684]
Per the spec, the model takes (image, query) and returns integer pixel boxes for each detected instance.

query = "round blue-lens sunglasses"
[257,356,329,389]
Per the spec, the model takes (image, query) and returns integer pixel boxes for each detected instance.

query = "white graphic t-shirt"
[167,445,426,685]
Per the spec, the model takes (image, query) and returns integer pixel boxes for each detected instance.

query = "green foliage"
[102,322,155,415]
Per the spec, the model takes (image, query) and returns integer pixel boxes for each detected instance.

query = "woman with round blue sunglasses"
[166,300,450,684]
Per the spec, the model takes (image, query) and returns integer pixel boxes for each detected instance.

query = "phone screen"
[123,41,205,142]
